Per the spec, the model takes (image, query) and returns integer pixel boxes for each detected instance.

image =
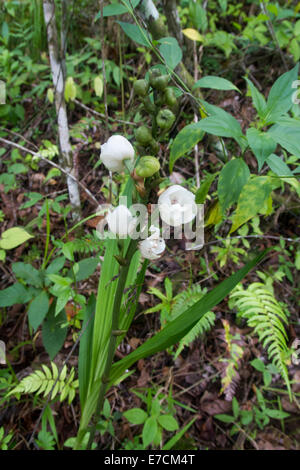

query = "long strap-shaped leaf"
[109,249,268,384]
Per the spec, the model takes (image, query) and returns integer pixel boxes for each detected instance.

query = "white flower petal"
[106,205,136,237]
[158,185,197,227]
[100,135,135,172]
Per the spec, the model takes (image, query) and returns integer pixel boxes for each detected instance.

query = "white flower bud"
[158,185,197,227]
[100,135,135,172]
[106,205,136,238]
[139,226,166,260]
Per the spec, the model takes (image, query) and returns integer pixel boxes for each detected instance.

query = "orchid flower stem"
[86,238,138,449]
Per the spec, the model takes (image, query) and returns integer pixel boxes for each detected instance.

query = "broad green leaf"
[157,415,179,432]
[42,303,68,360]
[142,416,158,448]
[194,76,239,92]
[265,409,290,419]
[68,257,99,282]
[230,176,272,233]
[123,408,148,425]
[217,159,250,213]
[46,256,66,275]
[20,192,44,209]
[182,28,203,42]
[246,128,277,171]
[28,291,49,331]
[169,122,205,172]
[109,250,268,385]
[188,2,207,32]
[244,77,267,118]
[158,37,182,70]
[100,0,141,18]
[94,76,103,98]
[12,262,43,288]
[268,120,300,157]
[55,289,71,317]
[262,64,299,123]
[117,21,150,47]
[195,173,217,204]
[197,113,246,151]
[64,77,76,102]
[205,200,222,226]
[266,153,294,177]
[0,227,33,250]
[0,283,32,307]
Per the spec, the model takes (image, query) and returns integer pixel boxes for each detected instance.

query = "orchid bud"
[106,205,136,238]
[139,226,165,260]
[100,135,135,172]
[158,185,197,227]
[135,156,160,178]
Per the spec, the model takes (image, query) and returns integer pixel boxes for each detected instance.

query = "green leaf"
[157,415,179,432]
[268,120,300,157]
[68,257,99,282]
[240,410,253,426]
[94,76,103,98]
[217,159,250,213]
[142,416,158,448]
[78,295,96,408]
[117,21,150,47]
[230,177,272,233]
[0,227,33,250]
[169,122,205,172]
[246,128,277,171]
[28,290,49,331]
[46,256,66,275]
[232,397,240,419]
[194,76,240,92]
[266,154,294,177]
[109,250,268,385]
[55,289,71,317]
[162,417,197,450]
[12,262,43,288]
[0,282,32,307]
[197,113,246,150]
[158,37,182,70]
[251,358,265,372]
[64,77,76,102]
[195,173,217,204]
[264,409,290,419]
[20,192,44,209]
[100,0,141,18]
[214,414,235,423]
[42,303,68,360]
[123,408,148,425]
[244,77,267,118]
[262,64,299,123]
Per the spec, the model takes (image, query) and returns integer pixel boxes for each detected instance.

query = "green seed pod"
[149,140,160,154]
[156,109,176,131]
[149,69,161,88]
[151,74,170,92]
[133,79,149,97]
[135,156,160,178]
[142,97,156,114]
[164,87,177,107]
[135,126,153,145]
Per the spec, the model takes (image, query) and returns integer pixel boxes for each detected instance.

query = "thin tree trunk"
[43,0,81,220]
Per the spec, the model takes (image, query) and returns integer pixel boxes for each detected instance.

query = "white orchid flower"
[139,226,165,260]
[106,205,136,238]
[158,185,197,227]
[100,135,135,172]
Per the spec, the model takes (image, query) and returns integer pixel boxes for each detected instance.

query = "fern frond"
[8,362,78,404]
[171,284,215,358]
[230,282,291,398]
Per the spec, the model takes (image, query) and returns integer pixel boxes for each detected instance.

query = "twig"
[0,136,99,207]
